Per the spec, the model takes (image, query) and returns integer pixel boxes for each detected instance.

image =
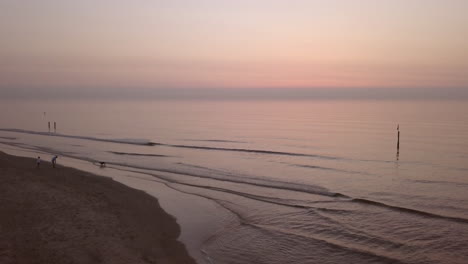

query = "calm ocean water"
[1,99,468,264]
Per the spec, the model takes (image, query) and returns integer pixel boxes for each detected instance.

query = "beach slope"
[0,152,195,264]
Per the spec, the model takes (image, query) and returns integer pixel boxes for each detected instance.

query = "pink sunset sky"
[1,0,467,91]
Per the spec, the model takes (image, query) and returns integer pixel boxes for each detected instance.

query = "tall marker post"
[396,124,400,161]
[397,124,400,151]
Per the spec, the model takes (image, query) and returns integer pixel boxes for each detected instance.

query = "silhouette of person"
[51,155,58,168]
[36,156,41,168]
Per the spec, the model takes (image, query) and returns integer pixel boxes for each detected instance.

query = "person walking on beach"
[36,156,41,168]
[48,122,50,132]
[54,122,56,132]
[51,155,58,168]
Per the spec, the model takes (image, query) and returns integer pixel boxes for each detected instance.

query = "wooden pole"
[396,124,400,161]
[397,124,400,151]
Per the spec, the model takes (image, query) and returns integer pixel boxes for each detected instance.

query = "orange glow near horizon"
[1,0,467,90]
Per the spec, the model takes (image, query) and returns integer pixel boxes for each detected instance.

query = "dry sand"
[0,152,195,264]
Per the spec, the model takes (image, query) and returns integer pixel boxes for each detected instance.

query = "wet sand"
[0,152,195,264]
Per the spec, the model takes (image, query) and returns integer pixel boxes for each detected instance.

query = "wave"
[0,128,340,160]
[248,224,408,264]
[176,162,216,170]
[169,165,468,225]
[0,128,156,146]
[410,179,468,187]
[0,135,346,200]
[292,164,369,175]
[0,136,16,140]
[118,161,468,225]
[352,198,468,224]
[167,144,339,159]
[171,168,468,226]
[109,151,170,157]
[184,139,247,143]
[103,161,350,200]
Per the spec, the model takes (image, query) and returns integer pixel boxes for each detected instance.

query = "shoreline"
[0,151,196,264]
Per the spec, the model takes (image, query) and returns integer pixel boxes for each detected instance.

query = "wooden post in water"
[396,124,400,161]
[397,124,400,151]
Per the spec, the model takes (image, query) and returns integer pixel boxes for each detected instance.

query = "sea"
[1,99,468,264]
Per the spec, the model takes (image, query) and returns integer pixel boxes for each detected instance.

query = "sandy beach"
[0,151,195,264]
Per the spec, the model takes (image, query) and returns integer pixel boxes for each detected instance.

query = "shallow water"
[1,99,468,263]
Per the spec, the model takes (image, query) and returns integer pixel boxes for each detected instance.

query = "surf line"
[0,128,340,160]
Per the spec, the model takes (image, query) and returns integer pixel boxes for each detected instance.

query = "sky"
[1,0,467,98]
